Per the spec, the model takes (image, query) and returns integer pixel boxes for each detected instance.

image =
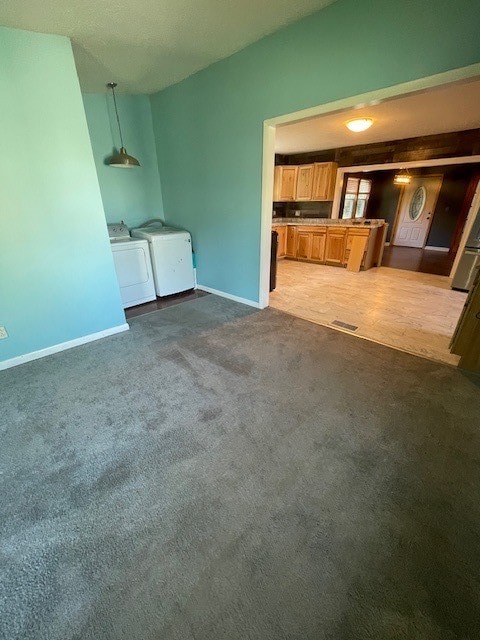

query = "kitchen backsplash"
[273,201,333,218]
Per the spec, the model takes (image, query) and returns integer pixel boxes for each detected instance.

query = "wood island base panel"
[273,222,388,271]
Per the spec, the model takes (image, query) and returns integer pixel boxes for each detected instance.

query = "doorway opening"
[335,164,480,277]
[260,64,480,366]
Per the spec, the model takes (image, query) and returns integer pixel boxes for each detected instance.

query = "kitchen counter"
[272,217,386,228]
[273,219,388,271]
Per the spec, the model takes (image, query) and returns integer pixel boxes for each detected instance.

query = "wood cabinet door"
[325,230,346,264]
[312,164,329,200]
[273,166,298,201]
[295,230,312,260]
[296,165,314,201]
[281,226,288,257]
[312,162,338,201]
[343,228,370,265]
[286,226,297,257]
[276,226,287,258]
[310,231,326,263]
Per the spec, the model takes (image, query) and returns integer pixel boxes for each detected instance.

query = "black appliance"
[270,230,278,292]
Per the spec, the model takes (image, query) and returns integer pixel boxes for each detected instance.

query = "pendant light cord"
[109,83,124,148]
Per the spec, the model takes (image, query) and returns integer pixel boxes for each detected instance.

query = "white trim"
[425,245,449,252]
[0,323,129,371]
[259,62,480,305]
[450,178,480,279]
[259,123,276,309]
[196,284,262,308]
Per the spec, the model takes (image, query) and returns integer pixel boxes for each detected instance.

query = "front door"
[392,176,443,248]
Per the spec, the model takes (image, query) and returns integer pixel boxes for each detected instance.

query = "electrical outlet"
[0,326,8,339]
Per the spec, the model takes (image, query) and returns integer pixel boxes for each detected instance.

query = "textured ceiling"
[275,79,480,154]
[0,0,335,93]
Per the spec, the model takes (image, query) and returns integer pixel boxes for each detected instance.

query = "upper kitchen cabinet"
[273,162,338,202]
[312,162,338,201]
[295,164,314,201]
[273,165,298,201]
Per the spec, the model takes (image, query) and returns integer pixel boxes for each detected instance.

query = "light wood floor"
[269,260,467,366]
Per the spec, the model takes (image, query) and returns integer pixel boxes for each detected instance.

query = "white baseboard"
[196,284,262,309]
[425,246,449,252]
[0,323,129,372]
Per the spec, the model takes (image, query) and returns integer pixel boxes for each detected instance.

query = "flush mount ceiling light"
[345,118,374,133]
[393,168,412,186]
[107,82,140,168]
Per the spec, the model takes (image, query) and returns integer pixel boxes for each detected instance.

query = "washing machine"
[108,223,156,308]
[131,226,195,296]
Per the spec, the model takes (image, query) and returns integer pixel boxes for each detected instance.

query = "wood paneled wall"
[277,129,480,167]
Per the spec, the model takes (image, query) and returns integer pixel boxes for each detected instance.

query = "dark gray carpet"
[1,295,480,640]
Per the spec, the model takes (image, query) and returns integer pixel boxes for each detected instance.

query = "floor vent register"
[331,320,358,332]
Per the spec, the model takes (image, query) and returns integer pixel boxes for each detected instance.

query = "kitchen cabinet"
[275,225,287,258]
[279,225,327,263]
[344,226,384,270]
[325,228,346,264]
[312,162,338,201]
[286,226,297,257]
[343,228,370,267]
[273,223,385,270]
[273,166,298,201]
[295,164,314,201]
[295,230,312,260]
[310,229,327,263]
[273,162,337,202]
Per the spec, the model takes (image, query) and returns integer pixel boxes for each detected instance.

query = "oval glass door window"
[409,186,427,221]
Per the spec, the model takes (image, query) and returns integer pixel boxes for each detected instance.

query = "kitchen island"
[272,218,387,271]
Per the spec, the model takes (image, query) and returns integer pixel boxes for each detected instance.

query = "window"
[341,177,372,219]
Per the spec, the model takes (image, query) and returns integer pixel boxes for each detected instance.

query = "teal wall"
[0,27,126,363]
[150,0,480,303]
[82,93,164,228]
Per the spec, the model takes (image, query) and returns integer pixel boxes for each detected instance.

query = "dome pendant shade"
[106,82,140,168]
[109,146,141,168]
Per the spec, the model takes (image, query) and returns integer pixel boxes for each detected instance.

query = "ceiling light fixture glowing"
[393,169,412,186]
[346,118,373,132]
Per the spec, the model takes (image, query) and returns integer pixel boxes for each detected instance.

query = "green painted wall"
[0,27,125,363]
[83,93,164,228]
[150,0,480,302]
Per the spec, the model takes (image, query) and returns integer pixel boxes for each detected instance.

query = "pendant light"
[393,168,412,185]
[107,82,140,168]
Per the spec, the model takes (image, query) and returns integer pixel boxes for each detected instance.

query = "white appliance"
[452,211,480,291]
[107,223,156,308]
[131,226,195,296]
